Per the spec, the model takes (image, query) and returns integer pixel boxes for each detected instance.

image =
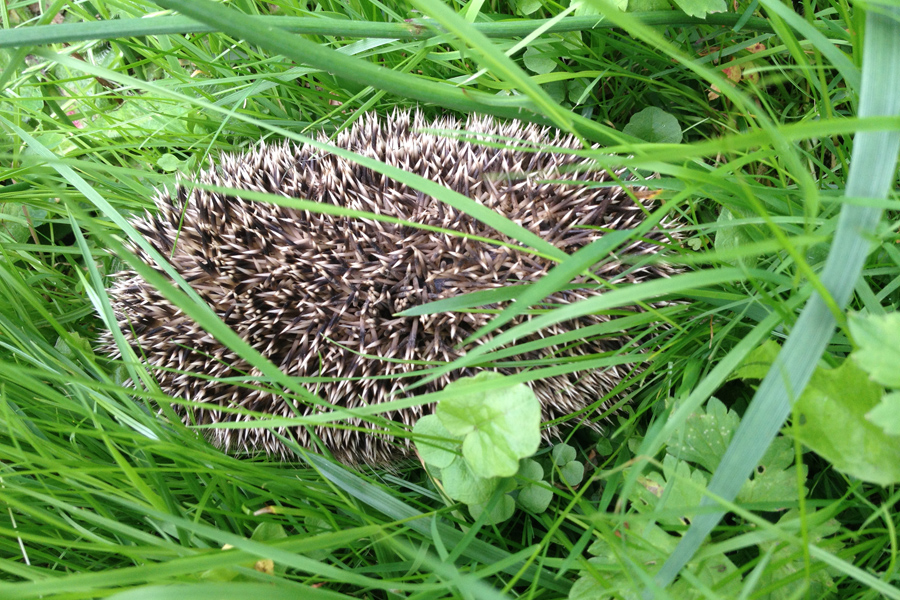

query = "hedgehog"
[103,110,681,465]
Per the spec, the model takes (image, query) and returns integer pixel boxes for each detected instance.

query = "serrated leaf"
[560,460,585,486]
[671,0,726,18]
[517,483,553,513]
[622,107,682,144]
[730,339,780,381]
[580,521,740,599]
[668,397,739,473]
[440,457,499,505]
[755,510,845,600]
[794,360,900,486]
[866,392,900,436]
[437,373,541,478]
[551,443,577,466]
[412,414,460,469]
[631,455,707,526]
[849,312,900,388]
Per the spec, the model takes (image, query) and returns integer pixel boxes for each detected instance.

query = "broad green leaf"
[622,106,682,144]
[572,0,628,15]
[737,437,806,504]
[671,0,726,18]
[514,0,543,15]
[440,457,499,505]
[849,312,900,388]
[157,153,185,172]
[437,373,541,478]
[517,483,553,513]
[794,360,900,486]
[627,0,672,10]
[523,46,556,74]
[412,414,461,469]
[866,392,900,436]
[0,203,47,243]
[468,494,515,525]
[632,455,707,526]
[518,458,544,481]
[730,340,780,381]
[668,397,739,473]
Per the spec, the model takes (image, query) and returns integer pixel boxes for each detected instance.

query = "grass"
[0,0,899,599]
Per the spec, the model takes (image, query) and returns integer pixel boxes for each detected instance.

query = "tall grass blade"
[653,5,900,591]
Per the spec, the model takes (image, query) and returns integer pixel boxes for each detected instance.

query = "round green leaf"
[518,458,544,481]
[551,443,576,466]
[561,460,585,486]
[412,414,461,469]
[468,494,515,525]
[437,373,541,478]
[622,106,683,144]
[517,484,553,513]
[440,457,499,504]
[523,46,556,74]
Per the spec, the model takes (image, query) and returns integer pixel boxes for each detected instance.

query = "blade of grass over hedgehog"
[2,123,341,421]
[653,6,900,592]
[147,0,629,145]
[406,0,575,136]
[27,50,572,265]
[409,267,767,389]
[0,12,790,49]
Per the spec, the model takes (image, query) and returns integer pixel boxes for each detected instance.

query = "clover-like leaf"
[468,494,515,525]
[551,443,577,466]
[523,46,556,74]
[437,373,541,478]
[440,456,499,505]
[560,460,585,487]
[518,483,553,513]
[412,414,461,469]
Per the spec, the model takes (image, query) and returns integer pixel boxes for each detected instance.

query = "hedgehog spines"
[103,110,680,465]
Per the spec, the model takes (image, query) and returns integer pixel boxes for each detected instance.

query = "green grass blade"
[653,5,900,590]
[0,12,787,49]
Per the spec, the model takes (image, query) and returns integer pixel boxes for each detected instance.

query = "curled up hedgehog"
[103,111,681,465]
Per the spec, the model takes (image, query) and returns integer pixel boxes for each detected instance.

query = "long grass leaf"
[653,5,900,590]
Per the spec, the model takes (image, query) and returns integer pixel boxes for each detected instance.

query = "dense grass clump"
[0,1,898,599]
